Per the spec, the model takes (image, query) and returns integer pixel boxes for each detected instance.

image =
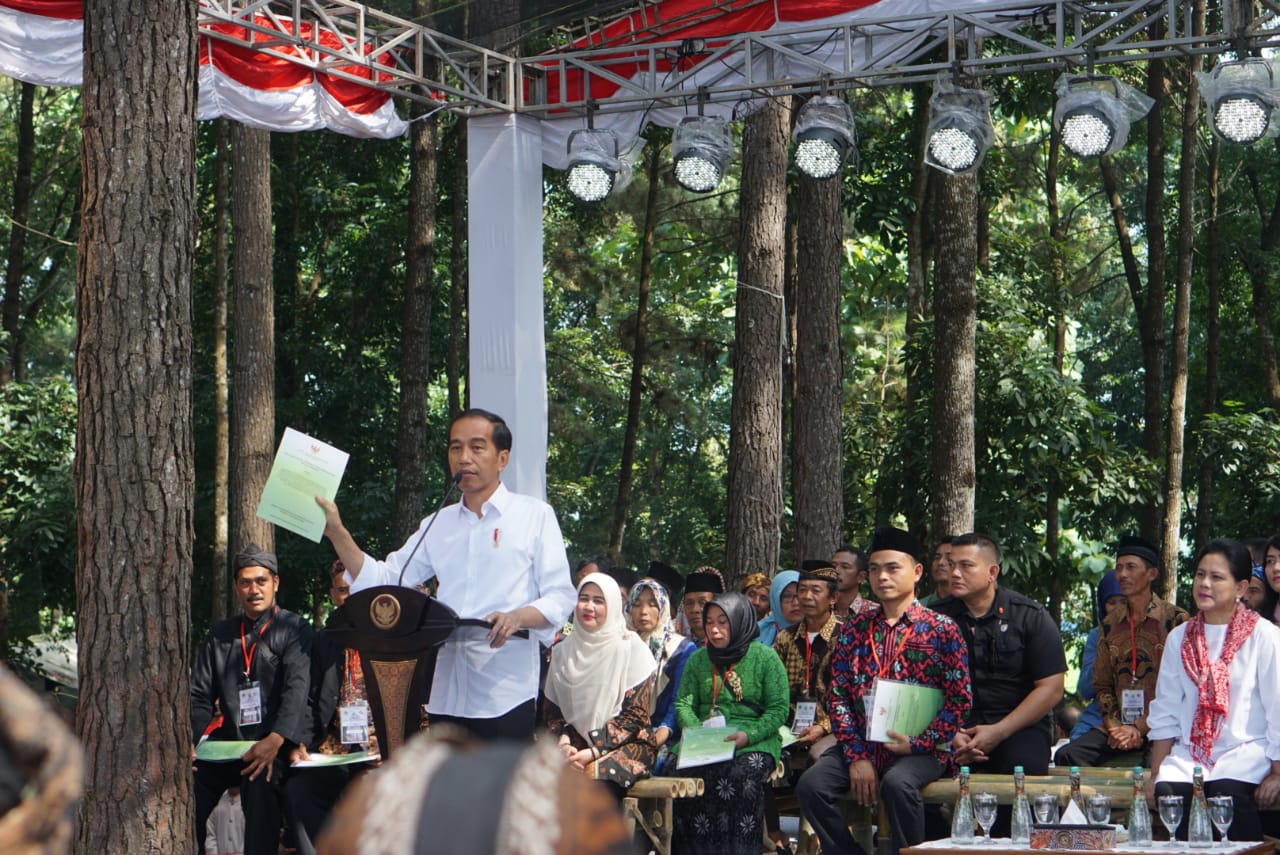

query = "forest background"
[3,2,1280,706]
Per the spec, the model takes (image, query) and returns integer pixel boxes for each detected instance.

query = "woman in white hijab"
[544,573,659,794]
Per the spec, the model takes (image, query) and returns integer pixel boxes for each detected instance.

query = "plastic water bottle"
[952,766,976,844]
[1128,767,1153,845]
[1189,766,1212,848]
[1012,765,1033,844]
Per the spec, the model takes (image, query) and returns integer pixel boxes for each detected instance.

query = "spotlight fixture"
[925,78,995,175]
[565,128,621,203]
[672,116,734,193]
[1053,74,1154,158]
[793,95,856,180]
[1197,58,1279,145]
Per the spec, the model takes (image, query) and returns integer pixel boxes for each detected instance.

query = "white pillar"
[466,113,547,500]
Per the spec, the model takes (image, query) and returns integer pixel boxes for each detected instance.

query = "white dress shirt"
[349,482,574,719]
[1147,616,1280,784]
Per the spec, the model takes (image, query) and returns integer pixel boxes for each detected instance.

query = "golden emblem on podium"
[370,593,401,629]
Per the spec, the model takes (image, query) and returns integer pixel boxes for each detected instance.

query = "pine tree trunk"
[229,124,275,554]
[1,81,35,385]
[901,84,932,536]
[75,0,197,847]
[609,145,660,559]
[392,43,439,544]
[447,120,467,417]
[1139,56,1168,544]
[726,99,788,585]
[930,170,978,537]
[212,119,231,623]
[1194,138,1221,548]
[1159,19,1203,597]
[793,160,844,560]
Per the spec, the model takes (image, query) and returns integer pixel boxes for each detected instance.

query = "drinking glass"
[1208,795,1234,847]
[1158,795,1184,847]
[1033,792,1059,824]
[1087,794,1112,826]
[974,793,999,843]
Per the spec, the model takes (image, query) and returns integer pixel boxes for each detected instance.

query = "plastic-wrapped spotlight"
[794,95,856,179]
[1197,59,1278,145]
[672,116,733,193]
[925,79,994,174]
[1053,74,1153,159]
[565,128,620,203]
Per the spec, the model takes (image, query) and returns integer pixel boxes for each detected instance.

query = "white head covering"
[545,573,656,737]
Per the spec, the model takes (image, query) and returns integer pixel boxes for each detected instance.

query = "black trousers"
[194,757,287,855]
[285,765,361,855]
[797,745,944,855]
[1155,778,1263,842]
[430,698,537,741]
[1054,728,1148,768]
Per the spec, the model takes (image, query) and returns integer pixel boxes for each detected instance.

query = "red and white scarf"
[1180,602,1259,767]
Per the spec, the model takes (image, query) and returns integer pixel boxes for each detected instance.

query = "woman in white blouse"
[1145,538,1280,841]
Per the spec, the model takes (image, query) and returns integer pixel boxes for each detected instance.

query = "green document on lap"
[195,741,256,762]
[867,679,943,743]
[676,726,737,769]
[291,750,380,768]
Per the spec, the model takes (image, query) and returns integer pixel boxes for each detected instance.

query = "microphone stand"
[396,473,462,587]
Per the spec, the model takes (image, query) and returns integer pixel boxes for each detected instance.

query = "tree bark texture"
[1194,138,1221,549]
[212,119,231,622]
[609,145,660,559]
[447,120,467,417]
[1243,140,1280,409]
[391,84,439,544]
[75,0,197,848]
[930,170,978,537]
[901,84,932,536]
[1159,23,1202,597]
[792,167,844,561]
[726,99,788,585]
[229,123,275,555]
[1138,55,1168,544]
[2,81,35,385]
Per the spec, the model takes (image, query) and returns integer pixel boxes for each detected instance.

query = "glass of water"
[1208,795,1234,847]
[974,793,999,843]
[1033,792,1058,824]
[1158,795,1184,847]
[1087,794,1112,826]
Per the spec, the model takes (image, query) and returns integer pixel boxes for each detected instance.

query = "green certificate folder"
[676,726,737,769]
[867,679,943,743]
[255,428,349,542]
[291,750,380,768]
[195,740,256,762]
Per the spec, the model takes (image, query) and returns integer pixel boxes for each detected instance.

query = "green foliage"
[0,378,76,647]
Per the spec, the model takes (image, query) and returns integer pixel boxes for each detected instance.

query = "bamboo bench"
[623,776,705,855]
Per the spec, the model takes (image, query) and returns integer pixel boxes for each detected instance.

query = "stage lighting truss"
[565,128,622,203]
[1197,58,1280,145]
[793,95,857,180]
[672,116,734,193]
[925,78,995,175]
[1053,73,1154,158]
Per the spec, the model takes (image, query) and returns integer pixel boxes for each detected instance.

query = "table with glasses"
[902,840,1273,855]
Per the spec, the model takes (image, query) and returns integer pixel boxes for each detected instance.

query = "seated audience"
[672,593,789,855]
[831,549,873,618]
[773,562,842,762]
[1147,538,1280,841]
[316,732,634,855]
[742,572,773,622]
[1058,537,1186,768]
[797,527,971,855]
[625,578,697,768]
[920,536,955,605]
[680,569,724,646]
[1068,571,1123,741]
[931,533,1065,776]
[545,573,658,794]
[757,569,801,647]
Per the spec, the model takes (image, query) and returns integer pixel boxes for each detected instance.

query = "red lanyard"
[711,663,733,708]
[802,632,817,695]
[869,619,914,678]
[240,605,279,678]
[1128,611,1139,680]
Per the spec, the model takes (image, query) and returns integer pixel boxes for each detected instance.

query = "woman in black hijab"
[670,592,790,855]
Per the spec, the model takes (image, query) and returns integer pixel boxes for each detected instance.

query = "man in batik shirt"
[797,527,971,855]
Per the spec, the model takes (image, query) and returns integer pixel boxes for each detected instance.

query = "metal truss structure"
[197,0,1280,115]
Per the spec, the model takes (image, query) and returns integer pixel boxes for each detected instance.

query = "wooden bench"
[623,776,704,855]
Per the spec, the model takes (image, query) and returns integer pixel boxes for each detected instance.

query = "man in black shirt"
[191,544,312,855]
[929,532,1065,775]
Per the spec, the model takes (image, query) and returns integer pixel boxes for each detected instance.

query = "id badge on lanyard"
[239,680,263,727]
[1120,687,1145,725]
[792,700,818,735]
[340,702,370,745]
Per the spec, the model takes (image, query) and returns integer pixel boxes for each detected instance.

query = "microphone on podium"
[397,472,463,587]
